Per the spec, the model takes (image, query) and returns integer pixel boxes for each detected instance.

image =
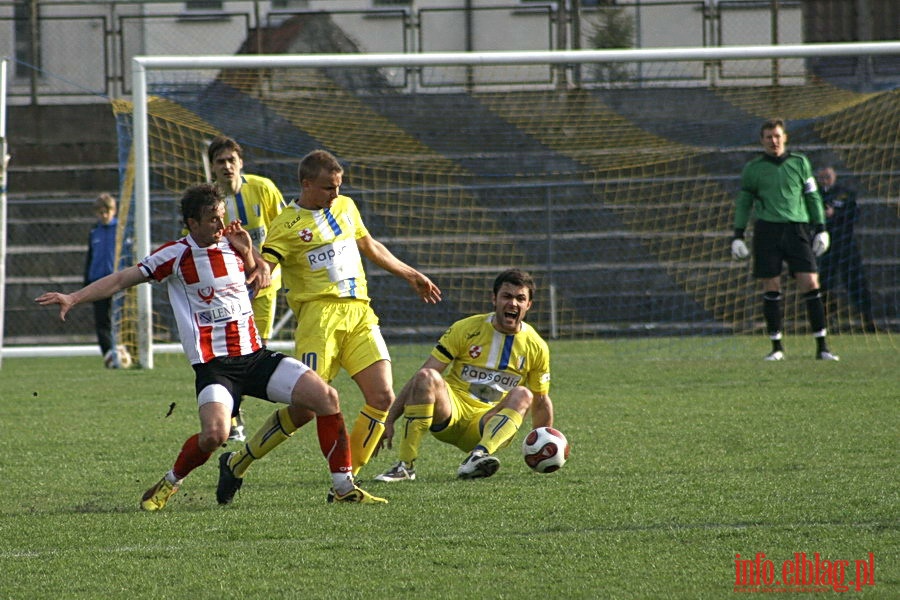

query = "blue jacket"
[85,218,118,284]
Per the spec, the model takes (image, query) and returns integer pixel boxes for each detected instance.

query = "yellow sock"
[478,408,523,455]
[229,406,297,478]
[398,403,434,465]
[350,405,389,475]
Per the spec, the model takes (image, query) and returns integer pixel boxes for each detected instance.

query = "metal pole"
[855,0,874,90]
[770,0,780,86]
[0,59,9,367]
[571,0,582,87]
[132,59,154,368]
[465,0,474,91]
[136,43,900,71]
[254,0,262,55]
[634,0,643,84]
[555,0,568,89]
[545,186,558,339]
[29,0,39,105]
[0,59,8,366]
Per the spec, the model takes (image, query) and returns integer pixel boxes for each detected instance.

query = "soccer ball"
[522,426,570,473]
[103,345,133,369]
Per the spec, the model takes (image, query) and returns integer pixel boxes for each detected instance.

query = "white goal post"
[0,58,9,368]
[125,42,899,368]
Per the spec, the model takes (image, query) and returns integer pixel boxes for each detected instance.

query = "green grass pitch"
[0,337,896,599]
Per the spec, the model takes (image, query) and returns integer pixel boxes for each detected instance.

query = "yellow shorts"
[431,389,498,453]
[293,298,390,382]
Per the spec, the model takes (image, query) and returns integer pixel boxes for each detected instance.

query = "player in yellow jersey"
[375,268,553,481]
[215,149,441,499]
[207,136,287,441]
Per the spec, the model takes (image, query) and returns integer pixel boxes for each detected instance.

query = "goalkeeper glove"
[812,231,830,257]
[731,238,750,260]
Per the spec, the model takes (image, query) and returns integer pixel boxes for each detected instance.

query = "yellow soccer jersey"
[223,174,285,252]
[262,195,371,312]
[432,313,551,408]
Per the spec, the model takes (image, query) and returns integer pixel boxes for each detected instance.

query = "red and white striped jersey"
[138,235,261,364]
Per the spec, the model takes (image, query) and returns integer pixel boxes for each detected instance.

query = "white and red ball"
[103,344,133,369]
[522,426,570,473]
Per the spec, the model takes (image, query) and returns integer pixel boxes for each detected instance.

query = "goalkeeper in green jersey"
[374,269,554,482]
[731,118,838,361]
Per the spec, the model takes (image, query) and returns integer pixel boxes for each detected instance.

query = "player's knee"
[199,426,228,451]
[196,384,233,450]
[322,384,341,413]
[363,387,394,412]
[504,387,533,412]
[287,404,316,429]
[415,368,443,393]
[394,368,443,410]
[293,380,340,416]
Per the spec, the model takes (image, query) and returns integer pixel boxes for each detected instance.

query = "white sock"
[331,473,354,495]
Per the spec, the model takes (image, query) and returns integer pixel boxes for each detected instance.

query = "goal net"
[114,41,899,367]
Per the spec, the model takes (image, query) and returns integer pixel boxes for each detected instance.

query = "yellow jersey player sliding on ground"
[216,149,441,501]
[37,184,385,508]
[207,135,287,441]
[375,268,553,481]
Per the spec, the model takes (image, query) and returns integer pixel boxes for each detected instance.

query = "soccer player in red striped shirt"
[36,183,386,509]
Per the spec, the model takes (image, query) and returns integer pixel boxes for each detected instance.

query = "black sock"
[763,292,784,351]
[804,288,827,332]
[804,289,830,352]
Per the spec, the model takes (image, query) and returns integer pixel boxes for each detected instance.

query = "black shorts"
[192,348,287,415]
[752,220,817,279]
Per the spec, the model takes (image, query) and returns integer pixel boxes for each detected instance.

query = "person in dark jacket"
[816,167,876,332]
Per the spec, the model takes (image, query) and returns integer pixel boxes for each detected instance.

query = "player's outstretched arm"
[35,266,146,321]
[407,270,442,304]
[356,234,442,304]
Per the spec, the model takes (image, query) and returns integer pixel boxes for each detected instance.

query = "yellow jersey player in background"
[216,148,441,493]
[207,136,286,441]
[375,268,553,481]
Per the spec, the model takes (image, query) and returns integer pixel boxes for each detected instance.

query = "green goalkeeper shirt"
[734,152,825,231]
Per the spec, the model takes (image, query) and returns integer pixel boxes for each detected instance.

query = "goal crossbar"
[134,42,900,71]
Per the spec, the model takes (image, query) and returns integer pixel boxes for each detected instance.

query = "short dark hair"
[207,135,243,166]
[760,118,786,137]
[180,183,223,226]
[493,268,535,300]
[298,149,343,184]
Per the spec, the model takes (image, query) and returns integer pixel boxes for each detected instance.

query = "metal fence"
[0,0,836,104]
